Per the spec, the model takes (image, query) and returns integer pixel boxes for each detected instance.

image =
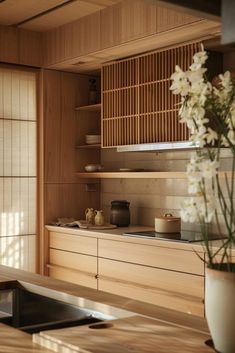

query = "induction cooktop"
[123,230,225,242]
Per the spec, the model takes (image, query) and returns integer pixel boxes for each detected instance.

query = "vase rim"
[206,265,235,279]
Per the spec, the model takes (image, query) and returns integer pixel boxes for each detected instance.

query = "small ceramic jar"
[85,208,95,225]
[94,210,105,226]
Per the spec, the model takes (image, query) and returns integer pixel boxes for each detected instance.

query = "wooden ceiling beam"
[14,0,76,27]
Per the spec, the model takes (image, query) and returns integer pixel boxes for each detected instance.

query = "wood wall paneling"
[19,29,43,67]
[0,26,18,63]
[100,2,122,49]
[60,72,78,183]
[156,6,201,33]
[74,11,101,57]
[44,70,61,183]
[0,26,43,67]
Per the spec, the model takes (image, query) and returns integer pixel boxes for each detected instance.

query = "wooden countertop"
[0,265,212,353]
[46,224,230,253]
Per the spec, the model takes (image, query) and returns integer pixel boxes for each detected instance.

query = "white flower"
[189,62,202,71]
[197,195,216,223]
[228,129,235,144]
[180,197,198,223]
[199,159,219,179]
[193,51,208,65]
[170,78,190,96]
[170,65,186,81]
[205,127,218,145]
[188,176,201,194]
[187,68,207,84]
[219,71,231,89]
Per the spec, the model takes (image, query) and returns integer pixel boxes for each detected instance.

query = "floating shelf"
[76,171,231,179]
[76,144,101,149]
[76,172,187,179]
[75,103,101,112]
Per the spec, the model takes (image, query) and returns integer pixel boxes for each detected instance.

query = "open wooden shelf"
[75,103,101,112]
[76,144,101,149]
[76,171,232,179]
[76,171,187,179]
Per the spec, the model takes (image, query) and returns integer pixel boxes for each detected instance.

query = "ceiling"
[0,0,121,32]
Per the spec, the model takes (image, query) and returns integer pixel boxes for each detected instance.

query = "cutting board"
[33,316,212,353]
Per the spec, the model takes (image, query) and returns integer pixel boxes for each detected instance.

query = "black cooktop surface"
[123,230,225,242]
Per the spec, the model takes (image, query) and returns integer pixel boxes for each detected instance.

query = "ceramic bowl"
[85,135,101,144]
[84,164,103,172]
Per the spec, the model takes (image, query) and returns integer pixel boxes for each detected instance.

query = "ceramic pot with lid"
[155,213,181,233]
[110,200,130,227]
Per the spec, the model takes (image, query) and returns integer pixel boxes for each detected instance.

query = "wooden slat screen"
[102,42,202,147]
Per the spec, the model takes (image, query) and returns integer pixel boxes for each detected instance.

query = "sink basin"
[0,287,112,334]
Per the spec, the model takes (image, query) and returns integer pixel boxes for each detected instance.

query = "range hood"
[117,141,198,152]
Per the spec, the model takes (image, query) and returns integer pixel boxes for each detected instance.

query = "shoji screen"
[0,67,37,272]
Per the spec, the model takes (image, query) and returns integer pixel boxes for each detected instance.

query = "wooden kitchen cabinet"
[47,229,205,316]
[48,231,98,289]
[101,42,202,147]
[98,238,205,317]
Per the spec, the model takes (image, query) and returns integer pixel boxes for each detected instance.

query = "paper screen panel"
[0,66,37,272]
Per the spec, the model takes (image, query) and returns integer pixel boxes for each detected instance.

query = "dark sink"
[0,288,102,334]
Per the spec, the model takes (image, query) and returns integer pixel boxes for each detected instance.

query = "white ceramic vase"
[205,267,235,353]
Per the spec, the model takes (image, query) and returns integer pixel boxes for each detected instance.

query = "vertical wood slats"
[102,42,202,147]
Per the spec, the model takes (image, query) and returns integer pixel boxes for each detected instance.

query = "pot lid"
[156,213,181,221]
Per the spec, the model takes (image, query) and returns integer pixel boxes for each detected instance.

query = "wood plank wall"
[0,26,43,67]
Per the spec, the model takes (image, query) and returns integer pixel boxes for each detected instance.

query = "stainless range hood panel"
[117,141,198,152]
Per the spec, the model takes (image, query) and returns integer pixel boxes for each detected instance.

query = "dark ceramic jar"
[110,200,130,227]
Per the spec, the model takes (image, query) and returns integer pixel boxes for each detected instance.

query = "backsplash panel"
[101,149,232,233]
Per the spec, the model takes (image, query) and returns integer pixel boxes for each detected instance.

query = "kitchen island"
[0,265,214,353]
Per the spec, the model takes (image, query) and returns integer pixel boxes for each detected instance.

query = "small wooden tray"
[78,220,117,230]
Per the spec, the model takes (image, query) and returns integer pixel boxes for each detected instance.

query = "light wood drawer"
[49,249,97,273]
[49,231,97,256]
[49,266,97,289]
[99,259,204,317]
[99,239,204,275]
[48,249,97,289]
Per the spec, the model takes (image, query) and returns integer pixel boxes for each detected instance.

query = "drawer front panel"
[49,231,97,256]
[49,249,97,274]
[99,259,204,317]
[49,266,97,289]
[99,239,204,275]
